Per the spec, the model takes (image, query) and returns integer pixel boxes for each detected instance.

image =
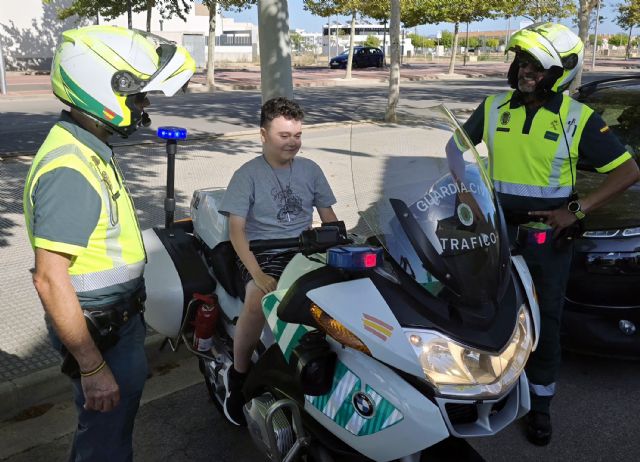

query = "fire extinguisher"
[192,293,220,352]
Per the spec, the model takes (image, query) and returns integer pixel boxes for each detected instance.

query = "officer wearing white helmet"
[24,26,194,461]
[458,23,639,445]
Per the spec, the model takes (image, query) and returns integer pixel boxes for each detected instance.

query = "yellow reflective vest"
[24,122,145,304]
[483,90,591,199]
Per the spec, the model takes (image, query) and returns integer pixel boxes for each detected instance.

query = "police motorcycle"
[142,106,540,461]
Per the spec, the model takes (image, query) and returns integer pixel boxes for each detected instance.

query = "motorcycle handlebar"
[248,222,350,255]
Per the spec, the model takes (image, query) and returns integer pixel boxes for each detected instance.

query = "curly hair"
[260,97,304,128]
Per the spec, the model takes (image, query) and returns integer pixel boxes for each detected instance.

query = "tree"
[571,0,600,90]
[486,37,500,49]
[201,1,254,89]
[407,0,497,74]
[50,0,190,31]
[408,33,434,49]
[290,31,305,52]
[499,0,576,22]
[616,0,640,58]
[304,0,370,80]
[364,35,381,48]
[385,0,400,122]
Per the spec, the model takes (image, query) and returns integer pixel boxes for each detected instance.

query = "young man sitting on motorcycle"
[219,96,338,426]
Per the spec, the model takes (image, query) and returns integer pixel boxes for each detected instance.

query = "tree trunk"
[258,0,294,102]
[146,0,153,32]
[385,0,400,123]
[383,18,387,66]
[207,1,217,89]
[448,23,459,75]
[127,0,133,29]
[571,0,595,91]
[626,26,633,60]
[345,11,356,80]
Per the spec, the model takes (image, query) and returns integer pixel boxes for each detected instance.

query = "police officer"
[24,26,194,461]
[460,23,639,445]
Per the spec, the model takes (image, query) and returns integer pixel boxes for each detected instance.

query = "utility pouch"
[60,311,121,379]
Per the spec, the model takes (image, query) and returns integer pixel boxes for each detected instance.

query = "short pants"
[236,250,296,285]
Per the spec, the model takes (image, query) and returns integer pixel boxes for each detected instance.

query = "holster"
[60,292,145,379]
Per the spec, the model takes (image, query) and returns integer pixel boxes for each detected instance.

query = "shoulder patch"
[600,125,610,133]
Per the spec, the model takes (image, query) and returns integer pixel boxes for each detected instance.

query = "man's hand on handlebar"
[252,270,278,294]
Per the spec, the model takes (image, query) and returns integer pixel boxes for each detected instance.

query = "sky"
[221,2,627,36]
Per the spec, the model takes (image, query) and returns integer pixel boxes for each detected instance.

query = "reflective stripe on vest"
[24,124,144,295]
[483,91,591,199]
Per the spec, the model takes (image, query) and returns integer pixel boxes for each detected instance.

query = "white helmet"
[507,22,584,93]
[51,25,196,136]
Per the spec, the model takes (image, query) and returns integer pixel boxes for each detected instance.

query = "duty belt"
[83,290,146,332]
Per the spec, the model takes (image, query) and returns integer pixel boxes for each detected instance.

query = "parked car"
[329,46,384,69]
[563,76,640,358]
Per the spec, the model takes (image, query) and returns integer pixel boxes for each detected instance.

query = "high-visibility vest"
[24,123,145,304]
[483,90,592,199]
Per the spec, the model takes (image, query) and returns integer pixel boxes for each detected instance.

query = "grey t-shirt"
[219,156,336,241]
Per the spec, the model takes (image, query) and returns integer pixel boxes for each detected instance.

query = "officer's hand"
[253,271,278,295]
[529,208,577,236]
[81,364,120,412]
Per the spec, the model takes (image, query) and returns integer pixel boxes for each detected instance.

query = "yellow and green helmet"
[51,25,196,137]
[507,22,584,93]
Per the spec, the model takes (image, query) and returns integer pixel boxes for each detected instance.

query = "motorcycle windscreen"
[350,105,510,304]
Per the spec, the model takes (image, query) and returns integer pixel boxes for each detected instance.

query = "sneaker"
[223,366,247,426]
[525,410,552,446]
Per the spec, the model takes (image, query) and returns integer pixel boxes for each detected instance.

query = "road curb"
[0,333,189,422]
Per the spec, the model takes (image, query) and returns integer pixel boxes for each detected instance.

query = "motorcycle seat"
[203,241,246,301]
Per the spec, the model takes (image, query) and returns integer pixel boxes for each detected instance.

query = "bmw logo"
[352,392,375,418]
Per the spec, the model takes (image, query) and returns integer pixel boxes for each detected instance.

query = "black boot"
[223,365,247,426]
[525,410,552,446]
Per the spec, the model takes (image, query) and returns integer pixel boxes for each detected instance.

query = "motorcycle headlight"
[405,306,533,398]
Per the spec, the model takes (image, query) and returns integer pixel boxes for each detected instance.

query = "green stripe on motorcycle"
[282,325,313,361]
[305,362,403,436]
[262,290,314,361]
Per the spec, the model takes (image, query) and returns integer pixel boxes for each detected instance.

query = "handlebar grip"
[249,238,301,252]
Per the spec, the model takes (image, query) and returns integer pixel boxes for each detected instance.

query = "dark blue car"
[329,46,384,69]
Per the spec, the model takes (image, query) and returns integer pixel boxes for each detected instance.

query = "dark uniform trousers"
[508,224,574,413]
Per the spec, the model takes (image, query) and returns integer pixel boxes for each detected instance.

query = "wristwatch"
[567,200,586,220]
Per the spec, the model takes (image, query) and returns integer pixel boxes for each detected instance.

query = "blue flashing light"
[157,126,187,140]
[327,246,383,271]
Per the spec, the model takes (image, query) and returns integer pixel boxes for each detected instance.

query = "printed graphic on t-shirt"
[272,185,303,222]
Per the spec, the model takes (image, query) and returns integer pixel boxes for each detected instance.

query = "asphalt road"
[0,70,636,155]
[4,349,638,462]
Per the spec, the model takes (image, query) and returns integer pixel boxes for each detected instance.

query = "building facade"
[0,1,257,71]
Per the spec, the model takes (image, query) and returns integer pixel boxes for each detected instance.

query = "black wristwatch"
[567,200,585,220]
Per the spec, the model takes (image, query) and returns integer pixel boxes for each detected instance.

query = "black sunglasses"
[517,55,544,72]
